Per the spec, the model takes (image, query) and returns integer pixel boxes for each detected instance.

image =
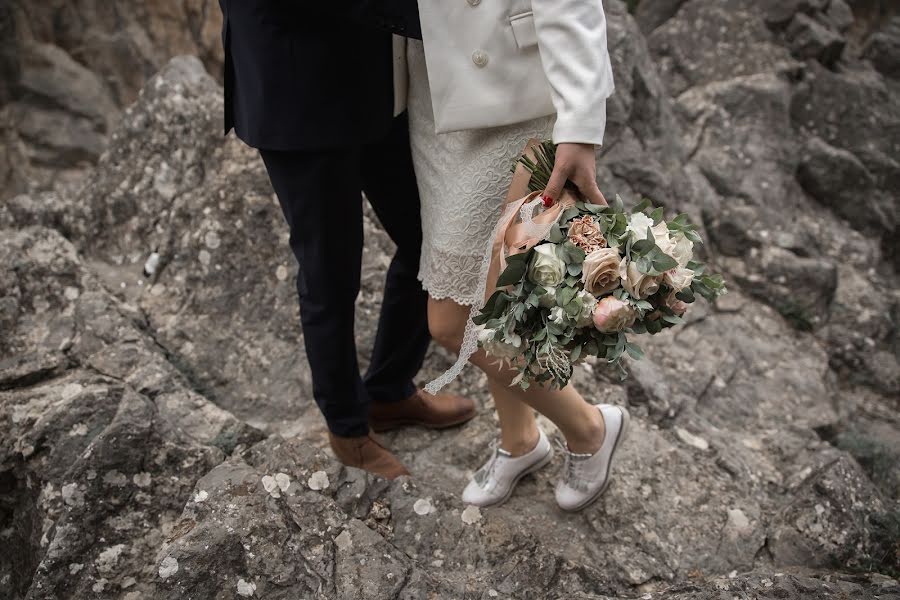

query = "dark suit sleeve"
[311,0,422,39]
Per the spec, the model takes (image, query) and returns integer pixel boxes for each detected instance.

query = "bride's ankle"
[562,407,605,455]
[500,427,541,457]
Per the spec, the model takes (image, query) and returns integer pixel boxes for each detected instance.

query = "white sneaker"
[555,404,630,512]
[462,429,553,507]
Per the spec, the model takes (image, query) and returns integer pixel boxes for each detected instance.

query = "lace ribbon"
[423,194,563,394]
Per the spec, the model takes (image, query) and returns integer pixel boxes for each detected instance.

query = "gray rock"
[2,1,900,598]
[797,136,886,232]
[762,0,831,28]
[0,226,264,599]
[864,16,900,79]
[649,0,798,96]
[769,456,888,571]
[786,13,846,66]
[633,0,688,34]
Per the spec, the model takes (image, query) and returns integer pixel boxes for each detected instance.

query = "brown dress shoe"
[369,389,477,432]
[328,432,410,479]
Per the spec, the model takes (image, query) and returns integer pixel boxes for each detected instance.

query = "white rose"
[670,232,694,267]
[664,266,694,292]
[626,213,655,239]
[575,290,598,327]
[527,244,566,287]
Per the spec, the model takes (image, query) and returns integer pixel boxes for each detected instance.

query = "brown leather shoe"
[328,432,410,479]
[369,389,477,433]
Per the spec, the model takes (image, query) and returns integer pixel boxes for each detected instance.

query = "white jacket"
[395,0,615,145]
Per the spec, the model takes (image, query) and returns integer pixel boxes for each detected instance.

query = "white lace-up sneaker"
[555,404,630,512]
[462,429,553,507]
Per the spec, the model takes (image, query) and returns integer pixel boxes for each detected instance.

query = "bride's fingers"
[543,163,569,204]
[574,171,608,205]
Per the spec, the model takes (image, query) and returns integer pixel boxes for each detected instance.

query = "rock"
[0,227,264,598]
[649,0,798,96]
[762,0,831,28]
[786,13,846,66]
[0,0,224,200]
[633,0,688,34]
[824,0,855,33]
[769,456,890,572]
[864,17,900,79]
[3,0,900,597]
[652,570,898,599]
[790,63,900,211]
[797,136,887,232]
[152,435,619,599]
[726,246,838,330]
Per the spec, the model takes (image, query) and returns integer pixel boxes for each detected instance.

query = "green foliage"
[480,139,727,390]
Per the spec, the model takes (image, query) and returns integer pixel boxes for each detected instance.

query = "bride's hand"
[543,143,607,206]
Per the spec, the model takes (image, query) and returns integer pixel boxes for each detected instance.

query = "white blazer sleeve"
[532,0,615,145]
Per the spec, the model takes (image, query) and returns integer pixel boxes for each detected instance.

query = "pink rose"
[665,290,689,316]
[592,297,637,333]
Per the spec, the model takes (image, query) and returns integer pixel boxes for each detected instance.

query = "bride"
[405,0,629,511]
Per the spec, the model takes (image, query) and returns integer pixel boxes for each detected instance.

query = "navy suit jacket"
[219,0,421,151]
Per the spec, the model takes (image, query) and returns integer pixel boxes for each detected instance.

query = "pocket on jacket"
[510,11,538,49]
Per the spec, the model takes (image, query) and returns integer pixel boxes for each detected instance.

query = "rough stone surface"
[0,0,224,200]
[1,1,899,598]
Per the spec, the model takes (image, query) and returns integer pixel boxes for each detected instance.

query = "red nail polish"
[542,195,554,207]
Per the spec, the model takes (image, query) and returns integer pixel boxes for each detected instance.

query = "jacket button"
[472,50,489,67]
[467,0,481,5]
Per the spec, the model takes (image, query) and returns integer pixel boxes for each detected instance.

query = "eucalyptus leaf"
[625,342,644,360]
[497,259,528,286]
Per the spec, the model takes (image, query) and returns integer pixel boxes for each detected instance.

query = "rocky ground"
[1,1,899,599]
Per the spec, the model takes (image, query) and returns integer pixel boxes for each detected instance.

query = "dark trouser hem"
[326,417,372,439]
[258,114,430,438]
[366,380,418,405]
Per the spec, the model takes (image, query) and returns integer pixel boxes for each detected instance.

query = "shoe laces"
[473,440,509,488]
[556,438,592,492]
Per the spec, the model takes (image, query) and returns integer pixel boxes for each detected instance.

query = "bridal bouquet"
[474,141,727,389]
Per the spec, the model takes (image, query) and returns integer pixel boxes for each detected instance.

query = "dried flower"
[568,215,607,252]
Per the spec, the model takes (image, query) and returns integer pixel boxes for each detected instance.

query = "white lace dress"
[407,39,554,306]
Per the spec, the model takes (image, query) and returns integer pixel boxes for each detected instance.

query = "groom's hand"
[543,143,607,206]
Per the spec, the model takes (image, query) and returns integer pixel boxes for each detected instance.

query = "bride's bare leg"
[488,379,540,456]
[428,297,605,455]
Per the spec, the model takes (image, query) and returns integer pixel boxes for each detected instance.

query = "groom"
[218,0,475,478]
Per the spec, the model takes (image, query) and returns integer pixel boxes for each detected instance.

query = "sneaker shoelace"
[556,438,593,493]
[473,440,511,489]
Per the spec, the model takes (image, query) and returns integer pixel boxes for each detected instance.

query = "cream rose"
[527,244,565,287]
[592,297,637,333]
[581,247,621,295]
[664,266,694,292]
[670,232,694,267]
[619,258,661,299]
[652,222,677,257]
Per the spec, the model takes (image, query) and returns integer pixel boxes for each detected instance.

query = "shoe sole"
[468,445,554,509]
[369,411,477,433]
[560,406,631,513]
